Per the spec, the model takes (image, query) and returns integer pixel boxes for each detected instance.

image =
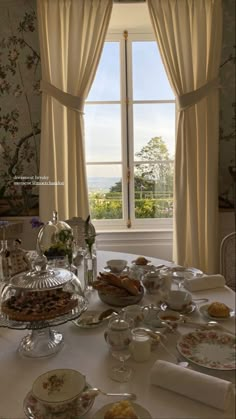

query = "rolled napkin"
[150,360,233,410]
[184,274,225,291]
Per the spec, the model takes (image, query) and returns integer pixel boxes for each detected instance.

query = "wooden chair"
[220,232,236,291]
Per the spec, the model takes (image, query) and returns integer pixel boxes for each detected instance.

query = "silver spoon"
[182,318,235,335]
[82,388,136,400]
[139,328,189,368]
[81,309,119,325]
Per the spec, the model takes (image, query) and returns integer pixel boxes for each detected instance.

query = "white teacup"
[166,290,192,311]
[106,259,127,273]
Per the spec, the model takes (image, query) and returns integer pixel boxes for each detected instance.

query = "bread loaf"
[93,272,142,297]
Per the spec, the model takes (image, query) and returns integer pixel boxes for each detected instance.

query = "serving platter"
[177,330,236,370]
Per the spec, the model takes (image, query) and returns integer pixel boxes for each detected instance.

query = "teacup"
[166,290,192,311]
[32,369,86,414]
[106,259,127,273]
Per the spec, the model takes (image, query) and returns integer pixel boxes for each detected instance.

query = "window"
[84,32,175,230]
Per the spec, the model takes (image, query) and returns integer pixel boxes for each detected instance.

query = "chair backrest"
[220,232,236,291]
[65,217,86,249]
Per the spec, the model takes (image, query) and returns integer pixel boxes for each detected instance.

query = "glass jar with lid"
[142,268,172,300]
[37,211,73,265]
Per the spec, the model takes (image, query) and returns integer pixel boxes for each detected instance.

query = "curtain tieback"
[40,80,84,113]
[177,77,220,111]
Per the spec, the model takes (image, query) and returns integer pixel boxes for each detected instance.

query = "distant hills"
[88,177,120,192]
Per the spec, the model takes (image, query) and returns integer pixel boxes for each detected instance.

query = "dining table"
[0,250,235,419]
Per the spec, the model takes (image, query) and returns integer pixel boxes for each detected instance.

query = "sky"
[84,41,175,178]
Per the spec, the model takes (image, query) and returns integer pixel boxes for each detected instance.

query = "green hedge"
[89,195,173,220]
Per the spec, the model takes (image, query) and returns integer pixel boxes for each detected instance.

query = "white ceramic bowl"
[32,369,86,413]
[166,290,192,311]
[106,259,127,273]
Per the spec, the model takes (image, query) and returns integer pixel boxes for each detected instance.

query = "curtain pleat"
[37,0,113,221]
[147,0,222,273]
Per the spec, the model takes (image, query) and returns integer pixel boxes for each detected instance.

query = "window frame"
[85,32,175,231]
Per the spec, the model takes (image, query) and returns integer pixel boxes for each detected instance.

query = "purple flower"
[30,217,44,229]
[0,221,9,228]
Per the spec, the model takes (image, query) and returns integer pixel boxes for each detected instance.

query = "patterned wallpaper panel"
[0,0,235,216]
[0,0,40,216]
[219,0,236,209]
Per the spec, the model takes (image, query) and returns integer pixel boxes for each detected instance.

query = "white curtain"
[37,0,113,222]
[147,0,222,273]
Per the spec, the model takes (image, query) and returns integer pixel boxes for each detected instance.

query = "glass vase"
[83,243,97,291]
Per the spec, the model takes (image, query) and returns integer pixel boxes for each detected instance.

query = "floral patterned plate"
[177,330,236,370]
[23,384,95,419]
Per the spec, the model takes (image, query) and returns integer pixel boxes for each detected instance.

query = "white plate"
[72,310,116,328]
[177,330,236,370]
[92,402,152,419]
[199,304,235,321]
[23,383,95,418]
[161,301,197,315]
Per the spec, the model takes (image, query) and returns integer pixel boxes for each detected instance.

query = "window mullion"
[126,33,134,228]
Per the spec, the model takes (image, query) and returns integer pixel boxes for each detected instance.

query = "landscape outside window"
[84,34,175,228]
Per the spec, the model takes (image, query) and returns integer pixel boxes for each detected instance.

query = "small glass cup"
[130,328,151,362]
[105,317,133,382]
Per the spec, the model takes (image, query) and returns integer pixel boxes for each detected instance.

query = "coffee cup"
[106,259,127,273]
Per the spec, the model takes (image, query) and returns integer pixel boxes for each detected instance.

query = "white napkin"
[184,274,225,291]
[150,360,233,410]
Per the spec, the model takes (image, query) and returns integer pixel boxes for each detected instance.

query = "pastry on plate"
[132,256,150,266]
[207,302,230,318]
[104,400,139,419]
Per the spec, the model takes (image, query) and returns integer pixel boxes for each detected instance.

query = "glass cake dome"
[0,253,87,358]
[37,210,73,264]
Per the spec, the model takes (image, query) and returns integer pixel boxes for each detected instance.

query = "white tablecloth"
[0,251,235,418]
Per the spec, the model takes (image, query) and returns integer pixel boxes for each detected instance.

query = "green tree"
[109,136,173,193]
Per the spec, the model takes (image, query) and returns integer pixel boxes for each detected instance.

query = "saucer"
[23,383,95,419]
[160,301,197,315]
[103,266,129,275]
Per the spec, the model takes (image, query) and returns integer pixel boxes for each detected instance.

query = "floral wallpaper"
[0,0,40,216]
[219,0,236,209]
[0,0,235,217]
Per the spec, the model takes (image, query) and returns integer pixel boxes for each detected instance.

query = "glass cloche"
[0,254,87,358]
[37,210,73,264]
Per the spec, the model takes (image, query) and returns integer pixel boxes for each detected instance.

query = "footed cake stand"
[0,296,87,358]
